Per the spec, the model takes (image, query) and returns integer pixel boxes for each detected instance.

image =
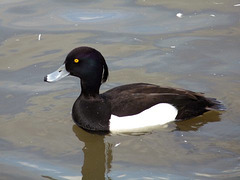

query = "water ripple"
[61,10,126,23]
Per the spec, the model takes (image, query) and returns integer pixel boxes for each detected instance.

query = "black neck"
[80,80,101,98]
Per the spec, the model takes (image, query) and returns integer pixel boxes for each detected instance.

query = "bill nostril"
[44,64,69,83]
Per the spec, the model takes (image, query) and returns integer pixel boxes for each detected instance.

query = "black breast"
[72,95,111,132]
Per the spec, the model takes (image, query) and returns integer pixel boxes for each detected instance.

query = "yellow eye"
[74,59,79,63]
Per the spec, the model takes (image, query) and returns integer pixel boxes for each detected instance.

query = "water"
[0,0,240,179]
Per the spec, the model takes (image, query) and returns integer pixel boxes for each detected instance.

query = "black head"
[64,47,108,84]
[44,46,109,96]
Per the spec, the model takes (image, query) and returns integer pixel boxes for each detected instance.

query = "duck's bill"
[44,64,69,83]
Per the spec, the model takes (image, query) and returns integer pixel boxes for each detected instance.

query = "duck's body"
[44,47,224,133]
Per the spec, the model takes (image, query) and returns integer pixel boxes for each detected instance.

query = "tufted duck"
[44,47,225,133]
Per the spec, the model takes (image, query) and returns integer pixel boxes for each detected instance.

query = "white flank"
[109,103,178,133]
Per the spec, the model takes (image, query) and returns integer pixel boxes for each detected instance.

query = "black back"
[103,83,224,120]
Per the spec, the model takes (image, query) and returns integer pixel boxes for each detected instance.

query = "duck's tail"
[206,98,226,111]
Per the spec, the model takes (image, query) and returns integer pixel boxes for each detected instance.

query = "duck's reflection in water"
[72,125,112,180]
[174,111,222,131]
[72,111,222,179]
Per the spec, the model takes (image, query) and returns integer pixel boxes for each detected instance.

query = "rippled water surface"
[0,0,240,179]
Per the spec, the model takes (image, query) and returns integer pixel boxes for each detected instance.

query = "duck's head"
[44,47,109,96]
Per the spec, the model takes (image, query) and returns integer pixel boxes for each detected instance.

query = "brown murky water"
[0,0,240,179]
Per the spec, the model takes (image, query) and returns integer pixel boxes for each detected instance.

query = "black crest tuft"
[101,58,109,83]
